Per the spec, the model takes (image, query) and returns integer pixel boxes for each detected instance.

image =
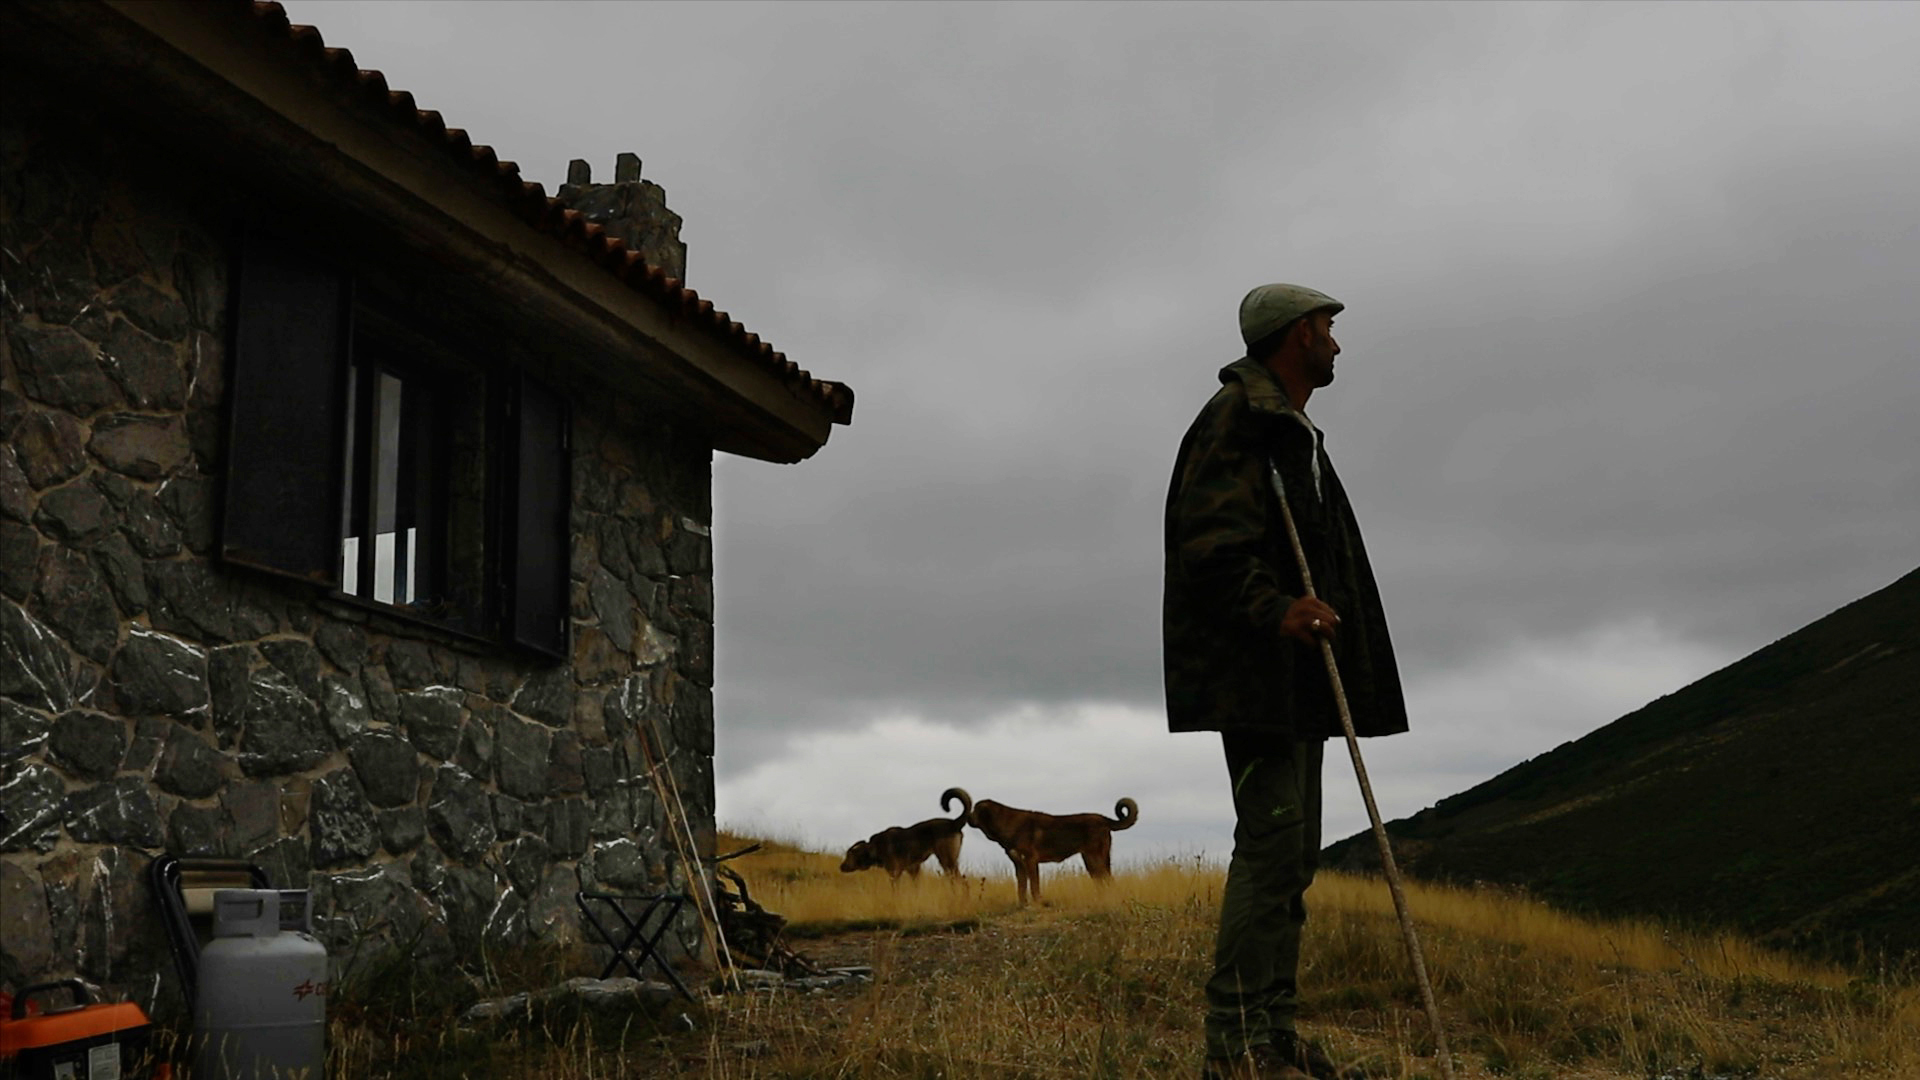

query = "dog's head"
[969,800,1012,843]
[840,840,877,873]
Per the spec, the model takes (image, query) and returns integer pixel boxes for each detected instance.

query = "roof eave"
[49,0,842,462]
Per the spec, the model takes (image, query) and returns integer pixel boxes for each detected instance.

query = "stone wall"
[2,100,717,1015]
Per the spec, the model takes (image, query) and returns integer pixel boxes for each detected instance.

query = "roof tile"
[237,3,850,423]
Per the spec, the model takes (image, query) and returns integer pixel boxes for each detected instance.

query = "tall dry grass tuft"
[1308,873,1835,985]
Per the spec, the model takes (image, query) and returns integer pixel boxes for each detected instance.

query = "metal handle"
[10,979,91,1020]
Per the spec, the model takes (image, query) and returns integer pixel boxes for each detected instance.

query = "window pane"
[334,307,495,632]
[404,526,417,605]
[373,530,396,604]
[375,372,403,536]
[371,372,403,604]
[341,536,360,595]
[340,363,361,593]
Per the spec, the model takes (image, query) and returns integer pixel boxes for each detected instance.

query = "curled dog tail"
[1111,797,1139,830]
[942,787,973,824]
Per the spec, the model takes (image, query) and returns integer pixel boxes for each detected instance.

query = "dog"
[967,796,1139,905]
[840,788,973,882]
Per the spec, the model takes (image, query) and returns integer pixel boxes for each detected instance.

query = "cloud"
[717,701,1223,874]
[287,1,1920,856]
[718,617,1741,864]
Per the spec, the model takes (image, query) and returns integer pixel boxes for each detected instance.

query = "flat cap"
[1239,283,1344,346]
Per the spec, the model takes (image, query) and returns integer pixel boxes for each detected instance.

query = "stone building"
[1,0,852,1011]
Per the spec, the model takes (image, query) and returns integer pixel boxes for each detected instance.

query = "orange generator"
[0,980,156,1080]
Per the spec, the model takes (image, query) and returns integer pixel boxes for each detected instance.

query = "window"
[221,230,571,658]
[336,310,494,635]
[339,363,423,606]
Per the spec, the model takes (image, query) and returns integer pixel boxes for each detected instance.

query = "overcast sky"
[290,1,1919,871]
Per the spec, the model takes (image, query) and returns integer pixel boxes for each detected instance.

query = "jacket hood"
[1220,358,1313,426]
[1220,358,1323,498]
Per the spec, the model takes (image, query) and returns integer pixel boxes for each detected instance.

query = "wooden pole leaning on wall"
[1268,465,1457,1080]
[634,715,739,989]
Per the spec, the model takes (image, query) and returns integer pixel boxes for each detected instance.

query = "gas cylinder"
[192,889,327,1080]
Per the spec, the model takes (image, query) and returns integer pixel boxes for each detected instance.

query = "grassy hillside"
[316,834,1918,1078]
[1326,567,1920,962]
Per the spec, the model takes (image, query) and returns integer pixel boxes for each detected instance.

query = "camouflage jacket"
[1162,359,1409,741]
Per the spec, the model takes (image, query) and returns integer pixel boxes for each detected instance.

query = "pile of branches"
[710,846,819,977]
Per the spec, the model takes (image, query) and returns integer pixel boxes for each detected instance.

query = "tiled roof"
[242,1,851,426]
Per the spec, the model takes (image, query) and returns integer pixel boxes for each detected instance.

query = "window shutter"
[508,372,571,658]
[221,231,352,586]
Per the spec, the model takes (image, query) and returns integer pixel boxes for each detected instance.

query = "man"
[1164,283,1409,1080]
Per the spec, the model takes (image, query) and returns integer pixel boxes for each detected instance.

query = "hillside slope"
[1325,567,1920,961]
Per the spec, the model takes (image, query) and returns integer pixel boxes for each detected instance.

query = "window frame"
[221,227,572,659]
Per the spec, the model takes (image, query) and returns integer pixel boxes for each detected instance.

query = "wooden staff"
[1268,465,1456,1080]
[634,714,738,985]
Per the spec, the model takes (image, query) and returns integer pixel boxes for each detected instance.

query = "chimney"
[554,152,688,281]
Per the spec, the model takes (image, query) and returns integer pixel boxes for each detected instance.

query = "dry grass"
[310,831,1919,1079]
[714,828,1207,931]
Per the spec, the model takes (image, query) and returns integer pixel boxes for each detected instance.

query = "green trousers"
[1203,731,1324,1059]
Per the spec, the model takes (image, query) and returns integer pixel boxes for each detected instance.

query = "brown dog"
[968,796,1139,904]
[840,788,973,882]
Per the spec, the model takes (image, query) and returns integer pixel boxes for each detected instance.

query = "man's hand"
[1281,597,1340,647]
